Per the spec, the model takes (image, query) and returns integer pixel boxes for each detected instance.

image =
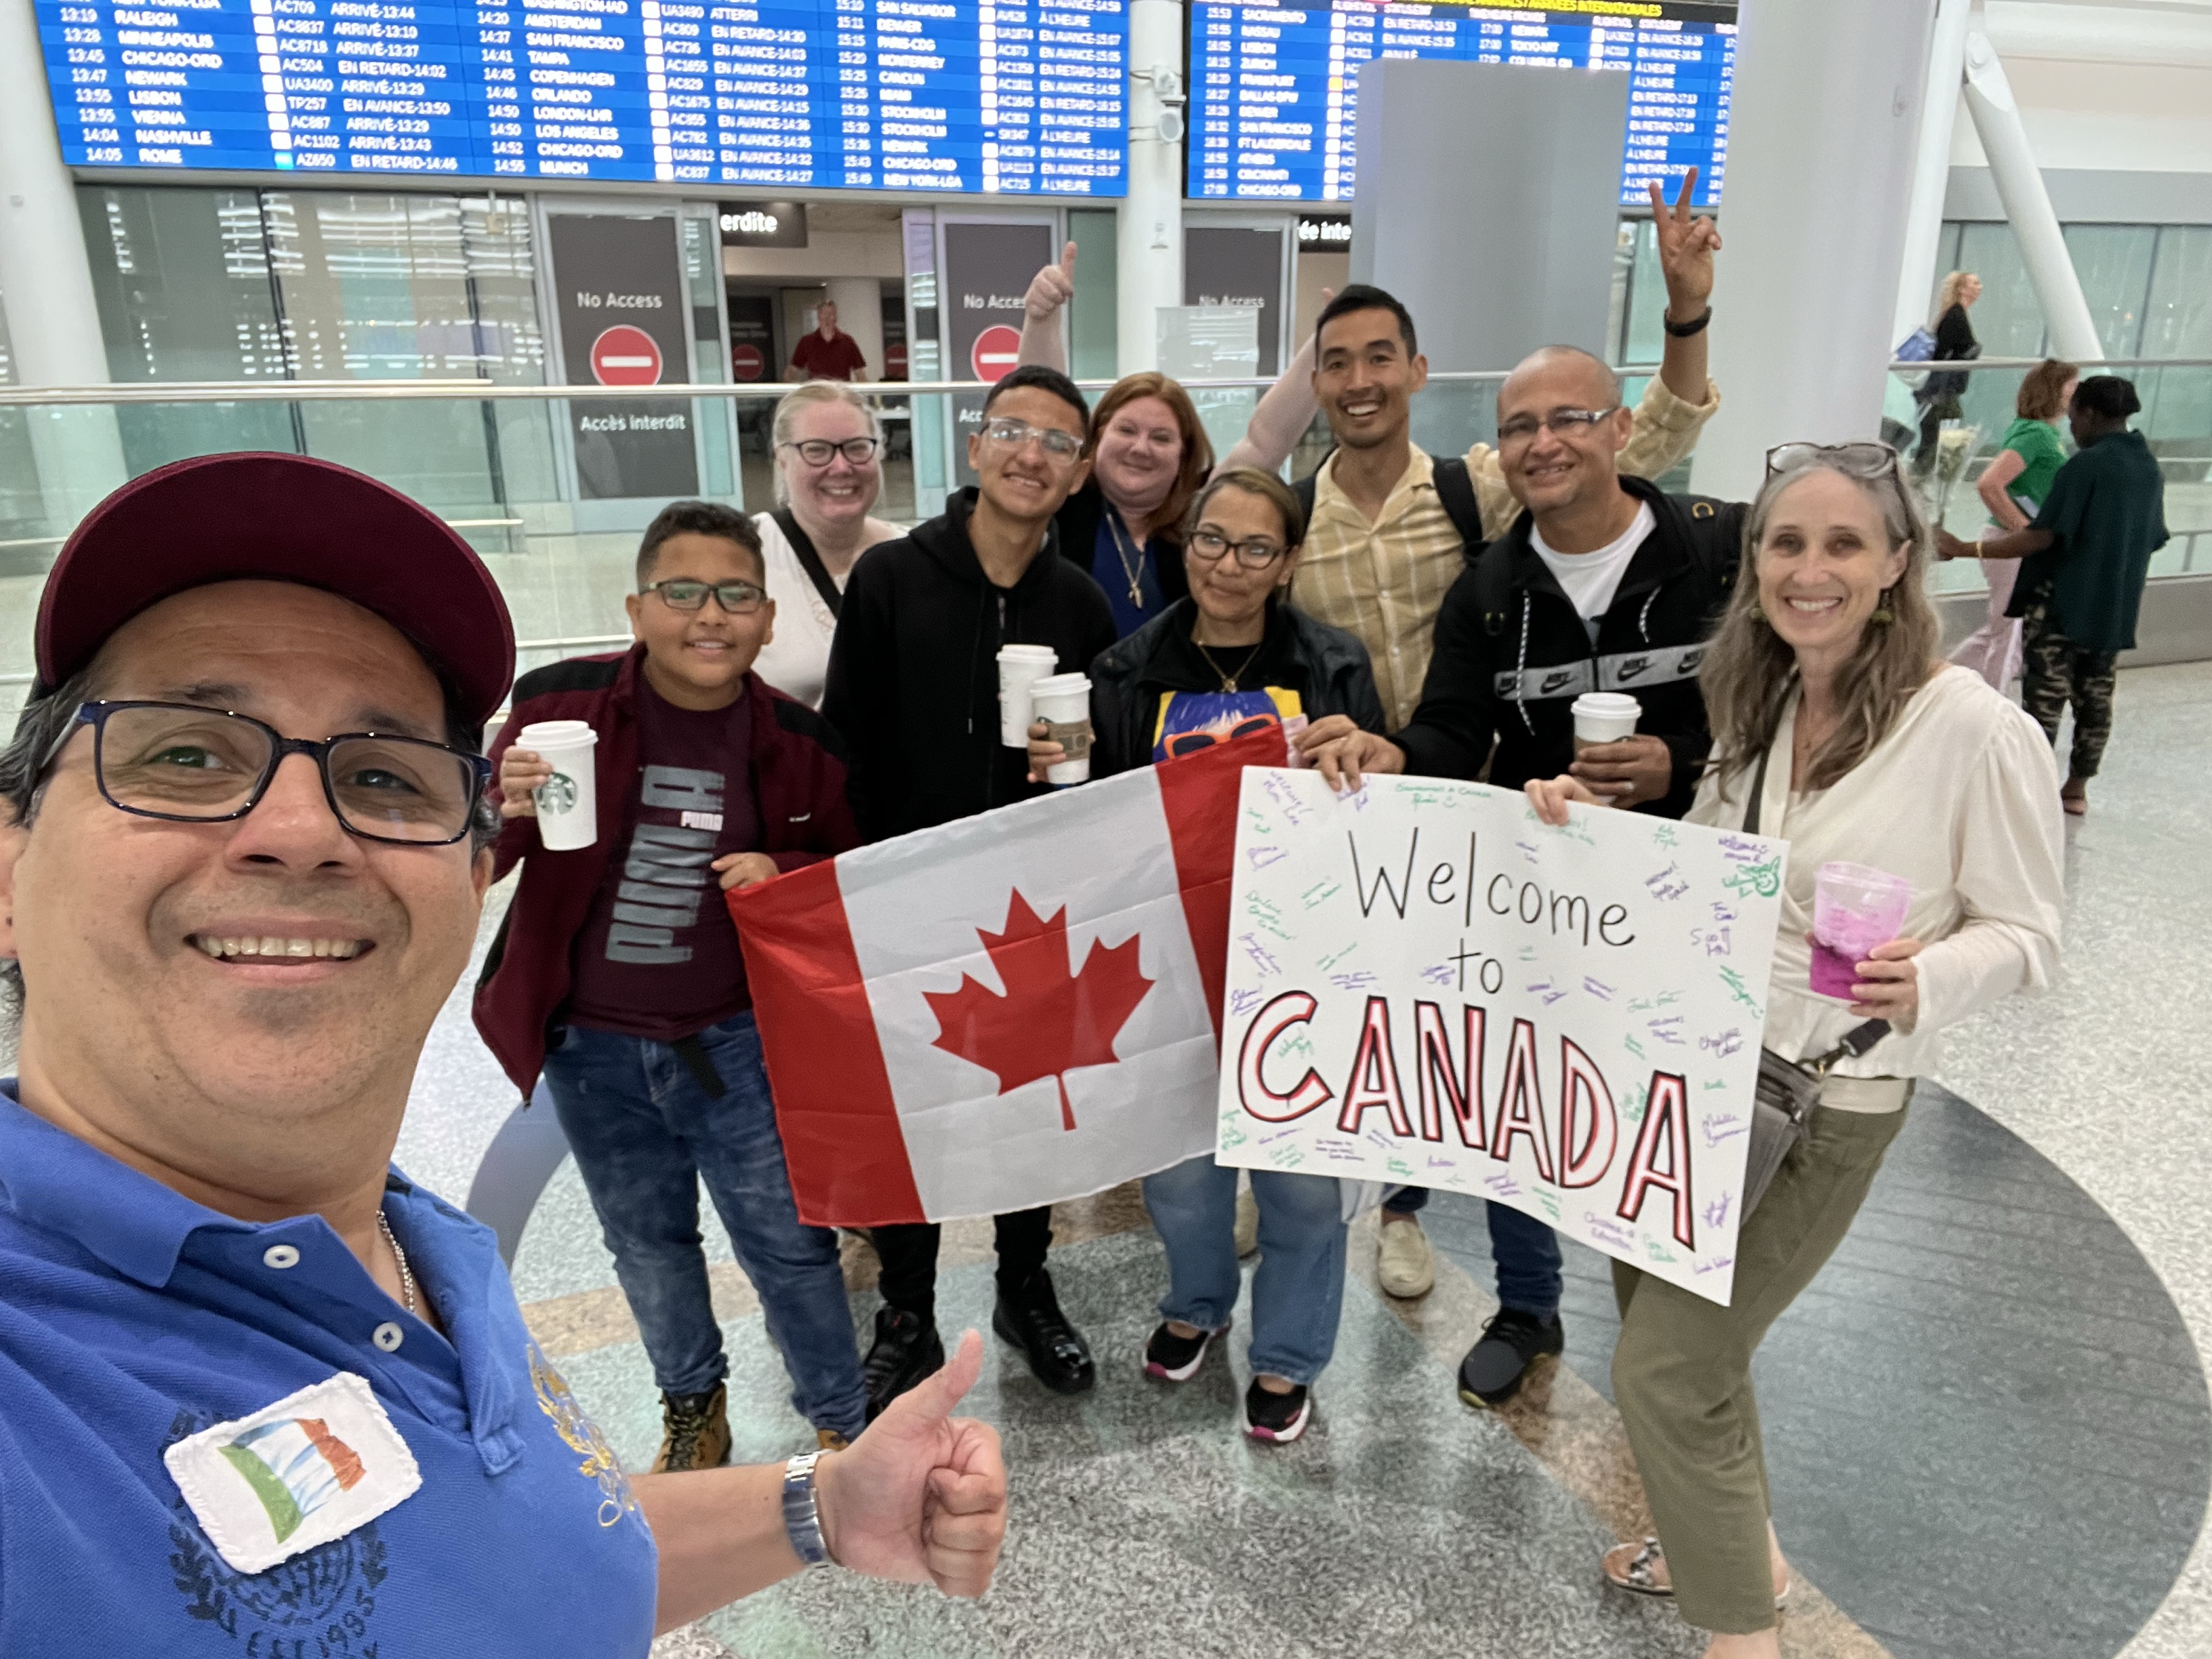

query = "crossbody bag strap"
[1742,737,1892,1069]
[771,508,844,620]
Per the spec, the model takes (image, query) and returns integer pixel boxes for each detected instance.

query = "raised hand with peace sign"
[1647,166,1721,325]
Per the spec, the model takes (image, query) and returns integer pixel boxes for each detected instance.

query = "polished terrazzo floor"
[378,661,2212,1659]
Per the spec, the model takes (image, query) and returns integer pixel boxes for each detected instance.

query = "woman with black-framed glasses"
[752,382,906,708]
[1024,468,1385,1444]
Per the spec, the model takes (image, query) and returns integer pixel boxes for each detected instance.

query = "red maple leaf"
[922,890,1153,1132]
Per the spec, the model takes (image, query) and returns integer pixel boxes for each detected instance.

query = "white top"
[1686,665,2065,1080]
[1530,500,1655,644]
[750,512,846,710]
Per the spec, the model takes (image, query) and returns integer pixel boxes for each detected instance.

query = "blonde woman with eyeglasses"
[751,381,905,708]
[1525,441,2064,1658]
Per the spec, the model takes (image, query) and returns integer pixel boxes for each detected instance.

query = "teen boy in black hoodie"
[823,364,1115,1414]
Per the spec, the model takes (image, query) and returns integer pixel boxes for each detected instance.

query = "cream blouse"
[750,512,846,710]
[1686,664,2066,1080]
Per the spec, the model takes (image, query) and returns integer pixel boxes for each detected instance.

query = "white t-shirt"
[1529,501,1656,644]
[750,512,846,709]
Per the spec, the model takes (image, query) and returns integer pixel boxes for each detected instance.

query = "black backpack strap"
[771,508,844,620]
[1292,470,1317,528]
[1429,455,1486,562]
[1469,536,1518,638]
[1669,492,1747,596]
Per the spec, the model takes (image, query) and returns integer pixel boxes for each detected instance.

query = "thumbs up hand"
[815,1329,1008,1598]
[1023,241,1079,323]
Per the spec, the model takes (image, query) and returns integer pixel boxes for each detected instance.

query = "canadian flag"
[730,731,1279,1226]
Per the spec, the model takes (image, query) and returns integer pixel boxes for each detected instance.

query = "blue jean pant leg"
[677,1015,869,1442]
[1143,1153,1241,1332]
[1487,1199,1564,1319]
[1383,1184,1430,1215]
[1245,1170,1349,1387]
[541,1025,729,1399]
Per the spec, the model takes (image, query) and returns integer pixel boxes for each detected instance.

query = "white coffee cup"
[997,644,1059,747]
[517,719,600,851]
[1029,672,1093,785]
[1570,691,1641,752]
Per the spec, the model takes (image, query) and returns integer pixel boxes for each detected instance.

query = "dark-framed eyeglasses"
[780,436,880,467]
[1497,407,1620,445]
[642,577,770,615]
[980,417,1084,460]
[48,700,492,846]
[1187,529,1288,569]
[1764,441,1902,483]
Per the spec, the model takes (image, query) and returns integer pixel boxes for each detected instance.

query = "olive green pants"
[1611,1092,1911,1635]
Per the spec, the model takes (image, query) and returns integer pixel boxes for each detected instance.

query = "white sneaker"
[1234,1185,1260,1258]
[1377,1216,1435,1298]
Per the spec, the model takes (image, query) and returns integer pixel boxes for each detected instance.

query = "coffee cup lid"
[998,644,1058,661]
[1029,672,1091,697]
[518,719,597,746]
[1571,692,1641,716]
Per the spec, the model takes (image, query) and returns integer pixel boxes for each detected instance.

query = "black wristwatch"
[1663,306,1713,339]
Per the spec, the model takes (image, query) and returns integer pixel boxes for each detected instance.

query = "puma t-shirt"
[565,681,762,1039]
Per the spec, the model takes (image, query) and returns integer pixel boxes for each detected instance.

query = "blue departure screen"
[37,0,1128,192]
[1189,0,1734,205]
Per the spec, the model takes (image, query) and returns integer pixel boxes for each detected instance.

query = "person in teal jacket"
[1939,374,2169,815]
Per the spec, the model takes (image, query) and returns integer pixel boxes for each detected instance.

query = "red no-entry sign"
[731,342,765,381]
[590,324,663,387]
[970,324,1021,384]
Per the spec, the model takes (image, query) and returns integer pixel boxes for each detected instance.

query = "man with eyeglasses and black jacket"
[1309,342,1747,1411]
[823,363,1116,1416]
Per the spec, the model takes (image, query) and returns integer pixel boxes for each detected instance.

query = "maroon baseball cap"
[35,452,516,728]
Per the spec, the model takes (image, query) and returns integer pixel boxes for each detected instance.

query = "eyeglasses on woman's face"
[1186,529,1287,569]
[781,436,880,468]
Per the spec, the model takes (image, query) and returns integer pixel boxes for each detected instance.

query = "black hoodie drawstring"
[1512,592,1535,734]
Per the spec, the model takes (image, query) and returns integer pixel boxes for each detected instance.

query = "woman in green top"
[1950,359,2076,689]
[1940,375,2170,815]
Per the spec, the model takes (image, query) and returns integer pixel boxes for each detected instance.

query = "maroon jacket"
[472,644,860,1096]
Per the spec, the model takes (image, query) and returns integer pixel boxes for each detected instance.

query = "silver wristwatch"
[781,1450,834,1570]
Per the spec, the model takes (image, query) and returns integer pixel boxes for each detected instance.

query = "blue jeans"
[1383,1187,1563,1320]
[541,1012,868,1440]
[1143,1155,1347,1387]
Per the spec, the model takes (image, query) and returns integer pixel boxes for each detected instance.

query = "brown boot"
[652,1382,731,1473]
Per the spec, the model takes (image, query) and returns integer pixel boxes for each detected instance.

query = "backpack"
[1894,326,1937,364]
[1293,453,1486,563]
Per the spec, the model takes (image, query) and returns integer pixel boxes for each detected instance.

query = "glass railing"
[0,359,2204,715]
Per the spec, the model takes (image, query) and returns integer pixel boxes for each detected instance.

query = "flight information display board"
[37,0,1128,193]
[1190,0,1734,205]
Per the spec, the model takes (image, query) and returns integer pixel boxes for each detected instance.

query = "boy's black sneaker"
[1456,1308,1565,1407]
[991,1269,1095,1395]
[1243,1377,1311,1443]
[1143,1320,1225,1382]
[862,1306,945,1420]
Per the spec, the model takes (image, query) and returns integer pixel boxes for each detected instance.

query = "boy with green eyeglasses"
[475,500,872,1473]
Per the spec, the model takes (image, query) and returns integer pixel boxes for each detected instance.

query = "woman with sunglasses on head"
[1525,441,2064,1659]
[1027,468,1382,1443]
[1017,243,1332,640]
[751,382,906,708]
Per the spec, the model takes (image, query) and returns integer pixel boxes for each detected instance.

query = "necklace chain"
[1195,636,1266,693]
[376,1207,418,1316]
[1105,508,1149,609]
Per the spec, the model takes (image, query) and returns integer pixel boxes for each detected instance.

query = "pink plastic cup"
[1810,861,1912,1000]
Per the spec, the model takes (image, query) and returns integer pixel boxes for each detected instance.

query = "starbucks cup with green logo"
[517,719,599,851]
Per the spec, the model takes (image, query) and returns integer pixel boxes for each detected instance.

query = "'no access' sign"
[591,325,663,387]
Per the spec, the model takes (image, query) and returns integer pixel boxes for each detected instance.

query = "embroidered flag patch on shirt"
[164,1371,423,1574]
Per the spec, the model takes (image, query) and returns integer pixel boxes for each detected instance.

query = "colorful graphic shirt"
[568,680,762,1039]
[0,1086,659,1655]
[1151,685,1304,762]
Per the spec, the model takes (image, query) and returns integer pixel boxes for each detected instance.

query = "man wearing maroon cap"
[0,453,1005,1650]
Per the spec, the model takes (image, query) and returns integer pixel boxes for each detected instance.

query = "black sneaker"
[862,1306,945,1421]
[1244,1377,1311,1443]
[991,1269,1095,1395]
[1143,1320,1226,1382]
[1456,1308,1565,1408]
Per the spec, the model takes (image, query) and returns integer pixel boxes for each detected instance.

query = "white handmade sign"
[1213,769,1787,1305]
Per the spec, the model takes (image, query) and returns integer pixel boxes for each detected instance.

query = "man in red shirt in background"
[789,298,868,382]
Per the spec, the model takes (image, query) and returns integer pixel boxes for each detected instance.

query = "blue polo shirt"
[0,1084,659,1654]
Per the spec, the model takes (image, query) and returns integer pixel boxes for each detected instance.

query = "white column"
[0,0,128,531]
[1960,14,2103,364]
[1688,0,1938,506]
[1892,0,1973,346]
[1117,0,1183,375]
[823,276,886,383]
